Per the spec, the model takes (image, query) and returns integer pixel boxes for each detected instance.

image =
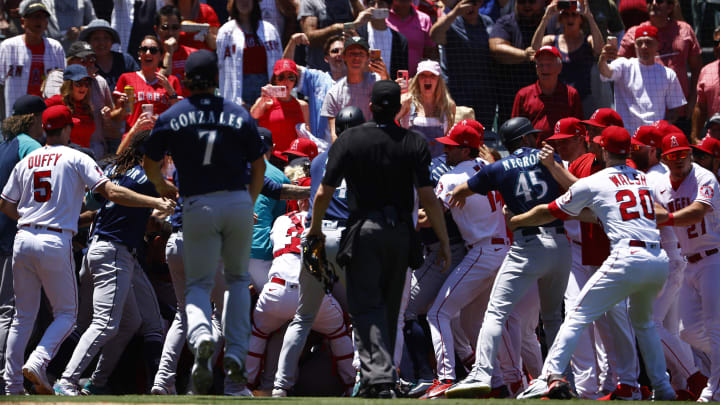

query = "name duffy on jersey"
[168,110,244,131]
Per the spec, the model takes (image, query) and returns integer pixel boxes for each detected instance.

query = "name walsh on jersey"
[169,110,243,131]
[609,172,647,188]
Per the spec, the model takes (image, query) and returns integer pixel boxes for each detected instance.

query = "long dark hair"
[110,130,151,180]
[227,0,262,33]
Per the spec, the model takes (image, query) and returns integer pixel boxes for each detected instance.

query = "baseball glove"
[301,234,338,293]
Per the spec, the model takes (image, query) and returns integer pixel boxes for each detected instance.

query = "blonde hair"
[407,73,455,127]
[284,164,308,182]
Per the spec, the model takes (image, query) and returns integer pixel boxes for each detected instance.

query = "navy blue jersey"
[92,164,158,249]
[307,150,349,225]
[262,176,283,200]
[467,147,564,228]
[144,94,267,197]
[168,170,182,230]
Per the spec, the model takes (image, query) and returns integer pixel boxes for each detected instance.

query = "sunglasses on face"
[276,74,297,82]
[139,46,160,55]
[664,150,689,161]
[631,144,649,152]
[329,47,343,55]
[73,79,91,88]
[160,23,181,31]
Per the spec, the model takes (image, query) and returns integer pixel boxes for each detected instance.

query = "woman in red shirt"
[113,35,182,130]
[44,64,95,148]
[250,59,309,154]
[166,0,220,50]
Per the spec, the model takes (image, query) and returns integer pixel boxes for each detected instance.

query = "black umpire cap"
[12,95,46,116]
[499,117,542,144]
[185,49,218,81]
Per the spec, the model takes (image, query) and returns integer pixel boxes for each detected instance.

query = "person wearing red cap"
[619,0,701,136]
[511,45,583,144]
[692,136,720,175]
[511,125,676,401]
[630,126,707,398]
[421,123,509,399]
[0,105,174,396]
[251,59,309,154]
[652,133,720,402]
[531,0,604,118]
[541,119,642,399]
[598,25,686,135]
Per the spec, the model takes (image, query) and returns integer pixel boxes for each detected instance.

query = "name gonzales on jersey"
[168,110,244,131]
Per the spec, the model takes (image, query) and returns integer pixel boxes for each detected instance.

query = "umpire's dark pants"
[347,216,409,386]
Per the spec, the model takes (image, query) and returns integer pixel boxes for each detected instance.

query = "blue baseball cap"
[63,64,89,81]
[185,49,218,81]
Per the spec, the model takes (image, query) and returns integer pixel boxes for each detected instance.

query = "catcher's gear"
[301,234,338,293]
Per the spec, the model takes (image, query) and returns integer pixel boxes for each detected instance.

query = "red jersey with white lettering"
[1,145,108,234]
[435,158,506,246]
[269,210,307,284]
[652,163,720,255]
[170,45,197,98]
[115,71,182,129]
[550,164,660,247]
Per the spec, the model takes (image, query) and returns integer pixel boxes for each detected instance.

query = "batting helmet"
[335,106,365,136]
[499,117,542,145]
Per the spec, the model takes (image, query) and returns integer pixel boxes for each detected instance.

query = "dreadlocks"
[109,130,152,180]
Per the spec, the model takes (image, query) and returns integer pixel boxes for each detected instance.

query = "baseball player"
[0,105,173,396]
[143,49,267,395]
[246,186,354,394]
[53,130,166,395]
[0,0,65,119]
[634,126,706,398]
[508,126,675,401]
[442,117,571,398]
[272,106,363,397]
[421,122,509,398]
[652,133,720,402]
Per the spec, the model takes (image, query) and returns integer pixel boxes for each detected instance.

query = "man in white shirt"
[598,25,686,135]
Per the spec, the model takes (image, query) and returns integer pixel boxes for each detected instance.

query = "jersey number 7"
[199,130,217,166]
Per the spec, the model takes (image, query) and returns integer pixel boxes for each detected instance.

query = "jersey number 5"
[33,170,52,202]
[616,189,654,221]
[198,130,217,166]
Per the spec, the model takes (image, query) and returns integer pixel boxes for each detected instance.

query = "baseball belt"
[686,248,719,264]
[520,226,565,237]
[20,223,63,233]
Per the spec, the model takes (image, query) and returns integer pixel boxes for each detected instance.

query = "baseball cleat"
[191,338,215,394]
[22,363,52,395]
[53,379,80,396]
[419,379,453,399]
[408,379,435,398]
[651,387,677,401]
[150,385,177,395]
[445,377,491,398]
[223,354,248,385]
[81,381,111,395]
[518,375,574,399]
[272,388,287,397]
[598,383,641,400]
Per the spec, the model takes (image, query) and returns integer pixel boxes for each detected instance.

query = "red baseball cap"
[652,120,684,137]
[547,117,586,141]
[581,108,624,129]
[283,138,318,160]
[273,59,298,77]
[435,123,482,149]
[661,133,691,156]
[691,136,720,158]
[633,125,663,147]
[536,45,561,59]
[600,126,631,154]
[635,25,658,41]
[454,119,484,138]
[42,105,78,130]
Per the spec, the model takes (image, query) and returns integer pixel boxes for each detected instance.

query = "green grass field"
[0,397,681,404]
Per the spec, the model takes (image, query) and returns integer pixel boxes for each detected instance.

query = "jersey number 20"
[33,170,52,202]
[616,189,654,221]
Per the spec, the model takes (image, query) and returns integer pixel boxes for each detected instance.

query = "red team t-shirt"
[26,42,45,96]
[258,97,305,152]
[179,3,220,51]
[115,71,182,128]
[171,45,197,98]
[45,95,95,148]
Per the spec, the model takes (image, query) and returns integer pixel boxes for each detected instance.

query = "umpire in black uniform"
[305,80,451,398]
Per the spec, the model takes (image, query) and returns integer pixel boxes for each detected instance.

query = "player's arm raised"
[539,142,578,189]
[96,180,176,215]
[656,201,711,227]
[0,197,19,221]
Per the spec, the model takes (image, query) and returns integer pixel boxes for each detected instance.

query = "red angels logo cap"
[633,125,663,147]
[547,117,586,141]
[536,45,561,59]
[435,123,482,149]
[600,125,631,154]
[581,108,624,128]
[661,133,691,156]
[273,59,298,77]
[282,138,318,160]
[42,105,74,130]
[691,136,720,158]
[635,25,658,41]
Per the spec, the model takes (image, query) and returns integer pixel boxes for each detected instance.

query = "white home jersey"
[553,165,660,246]
[647,163,680,247]
[269,210,307,284]
[435,158,506,246]
[1,145,107,233]
[652,163,720,255]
